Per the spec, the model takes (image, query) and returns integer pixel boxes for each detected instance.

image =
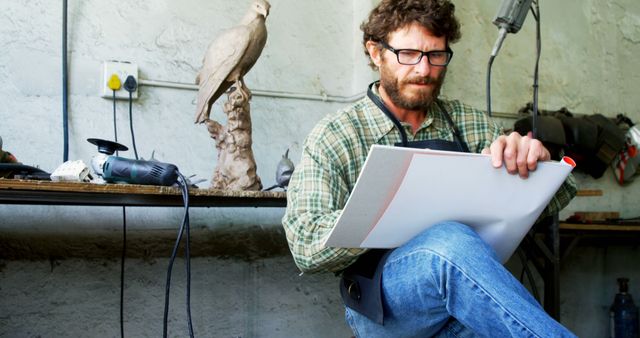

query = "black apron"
[339,82,470,324]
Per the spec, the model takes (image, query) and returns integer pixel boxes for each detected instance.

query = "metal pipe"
[138,78,521,118]
[138,78,365,103]
[491,111,520,119]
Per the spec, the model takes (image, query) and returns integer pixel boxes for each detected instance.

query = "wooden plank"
[0,178,287,207]
[571,211,620,222]
[575,189,603,197]
[560,223,640,232]
[0,178,286,199]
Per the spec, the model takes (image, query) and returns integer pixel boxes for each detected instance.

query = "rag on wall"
[611,115,640,185]
[513,103,633,182]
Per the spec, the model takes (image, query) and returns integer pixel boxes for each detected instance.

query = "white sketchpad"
[323,145,575,262]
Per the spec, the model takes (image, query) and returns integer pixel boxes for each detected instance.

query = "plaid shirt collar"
[364,82,445,143]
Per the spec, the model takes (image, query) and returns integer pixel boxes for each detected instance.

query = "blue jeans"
[344,221,577,338]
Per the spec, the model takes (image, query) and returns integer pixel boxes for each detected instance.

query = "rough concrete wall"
[0,257,352,337]
[561,246,640,338]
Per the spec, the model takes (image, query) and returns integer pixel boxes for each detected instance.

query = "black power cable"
[62,0,69,162]
[486,55,496,117]
[112,89,119,156]
[120,207,127,338]
[531,1,541,139]
[110,64,195,338]
[123,76,139,160]
[110,86,126,338]
[517,247,541,303]
[181,173,194,337]
[163,172,194,338]
[517,1,543,306]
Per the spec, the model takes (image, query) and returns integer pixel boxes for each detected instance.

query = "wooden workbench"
[0,178,287,207]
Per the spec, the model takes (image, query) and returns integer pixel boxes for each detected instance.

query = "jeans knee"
[428,221,474,238]
[405,221,491,262]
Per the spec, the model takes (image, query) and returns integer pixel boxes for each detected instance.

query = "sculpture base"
[205,84,262,191]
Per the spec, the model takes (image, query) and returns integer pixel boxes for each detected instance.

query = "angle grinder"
[88,138,178,186]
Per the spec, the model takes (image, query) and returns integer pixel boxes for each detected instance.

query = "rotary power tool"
[88,138,178,186]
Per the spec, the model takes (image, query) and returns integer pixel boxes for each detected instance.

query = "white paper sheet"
[324,145,574,262]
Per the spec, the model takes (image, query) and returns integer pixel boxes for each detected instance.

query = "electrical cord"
[486,55,496,117]
[110,68,196,338]
[163,171,194,338]
[108,75,126,338]
[120,207,127,338]
[108,74,122,156]
[486,26,507,118]
[517,247,541,303]
[531,1,541,139]
[124,76,139,160]
[113,90,118,152]
[180,172,194,337]
[263,184,281,191]
[62,0,69,162]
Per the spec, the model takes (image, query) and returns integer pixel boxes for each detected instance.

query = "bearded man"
[283,0,577,336]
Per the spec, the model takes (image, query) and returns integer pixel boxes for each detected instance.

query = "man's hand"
[481,132,551,178]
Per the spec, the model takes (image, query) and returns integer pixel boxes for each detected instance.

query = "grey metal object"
[264,149,295,191]
[493,0,534,34]
[276,149,294,188]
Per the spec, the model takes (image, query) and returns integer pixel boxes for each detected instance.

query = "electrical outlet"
[101,60,138,100]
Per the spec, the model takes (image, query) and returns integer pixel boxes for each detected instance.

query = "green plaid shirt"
[282,88,577,273]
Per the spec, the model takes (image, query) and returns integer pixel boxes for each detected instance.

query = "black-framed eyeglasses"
[378,41,453,66]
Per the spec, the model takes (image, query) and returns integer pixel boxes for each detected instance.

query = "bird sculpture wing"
[194,26,253,124]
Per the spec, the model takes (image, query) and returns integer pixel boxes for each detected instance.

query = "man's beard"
[379,60,446,112]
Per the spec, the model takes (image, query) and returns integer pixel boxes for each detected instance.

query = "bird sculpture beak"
[258,6,269,17]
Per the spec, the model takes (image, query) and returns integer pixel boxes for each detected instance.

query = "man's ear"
[366,41,382,68]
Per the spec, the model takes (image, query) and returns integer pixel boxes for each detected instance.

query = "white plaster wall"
[445,0,640,218]
[1,0,359,182]
[447,0,640,115]
[0,0,373,231]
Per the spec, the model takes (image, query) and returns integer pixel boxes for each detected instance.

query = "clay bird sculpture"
[194,0,270,124]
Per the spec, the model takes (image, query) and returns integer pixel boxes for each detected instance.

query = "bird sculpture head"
[253,0,270,18]
[241,0,270,24]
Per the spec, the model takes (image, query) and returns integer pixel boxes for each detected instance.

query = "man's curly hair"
[361,0,461,69]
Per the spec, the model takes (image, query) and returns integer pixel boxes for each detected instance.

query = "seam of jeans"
[385,248,542,338]
[345,307,361,338]
[443,321,461,338]
[446,325,464,338]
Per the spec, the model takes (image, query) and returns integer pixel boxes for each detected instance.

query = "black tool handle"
[104,157,178,186]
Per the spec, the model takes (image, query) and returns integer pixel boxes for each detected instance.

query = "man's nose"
[413,55,432,75]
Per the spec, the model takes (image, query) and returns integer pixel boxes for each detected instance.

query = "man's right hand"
[481,131,550,179]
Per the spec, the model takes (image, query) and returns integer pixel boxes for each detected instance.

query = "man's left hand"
[481,132,550,178]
